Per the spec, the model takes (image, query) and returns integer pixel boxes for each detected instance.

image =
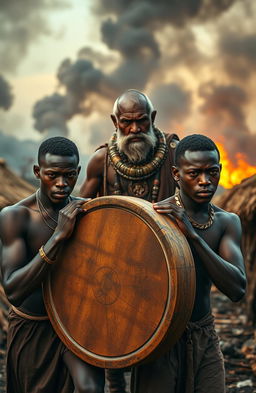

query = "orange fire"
[217,142,256,189]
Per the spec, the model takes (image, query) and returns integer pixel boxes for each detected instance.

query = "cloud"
[150,83,192,131]
[32,0,256,166]
[219,32,256,80]
[0,75,14,110]
[0,0,70,72]
[198,82,256,164]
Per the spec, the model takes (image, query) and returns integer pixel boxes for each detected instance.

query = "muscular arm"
[0,200,85,306]
[189,213,246,302]
[80,148,106,198]
[154,199,246,302]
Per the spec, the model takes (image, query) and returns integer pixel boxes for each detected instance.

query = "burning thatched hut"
[215,174,256,324]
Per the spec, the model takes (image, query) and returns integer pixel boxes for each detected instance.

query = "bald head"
[110,89,157,163]
[112,89,154,117]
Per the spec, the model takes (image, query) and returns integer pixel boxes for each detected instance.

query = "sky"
[0,0,256,182]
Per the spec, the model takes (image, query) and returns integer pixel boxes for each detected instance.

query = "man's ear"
[219,163,222,173]
[33,165,40,179]
[110,114,118,129]
[151,110,157,124]
[172,166,180,182]
[77,166,81,176]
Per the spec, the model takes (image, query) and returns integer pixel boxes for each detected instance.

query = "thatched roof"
[0,158,35,210]
[215,174,256,223]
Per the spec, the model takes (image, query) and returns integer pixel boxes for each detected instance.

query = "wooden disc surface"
[44,196,195,368]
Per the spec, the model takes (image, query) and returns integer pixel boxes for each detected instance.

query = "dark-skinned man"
[0,137,105,393]
[80,89,179,201]
[80,89,179,393]
[131,134,246,393]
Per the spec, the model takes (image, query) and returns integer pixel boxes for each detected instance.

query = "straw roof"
[0,159,35,332]
[0,158,35,210]
[214,174,256,223]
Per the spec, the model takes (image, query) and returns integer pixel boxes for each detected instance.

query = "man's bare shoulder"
[0,194,36,229]
[87,146,107,175]
[213,204,241,228]
[90,146,107,164]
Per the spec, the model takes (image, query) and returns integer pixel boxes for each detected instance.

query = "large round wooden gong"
[44,196,195,368]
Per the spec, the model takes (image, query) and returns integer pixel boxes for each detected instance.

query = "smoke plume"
[0,75,14,110]
[32,0,256,165]
[0,0,70,73]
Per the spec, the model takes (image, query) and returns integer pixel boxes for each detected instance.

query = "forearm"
[3,233,63,305]
[190,235,246,302]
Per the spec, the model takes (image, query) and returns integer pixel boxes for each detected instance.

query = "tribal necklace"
[108,127,167,181]
[174,191,215,230]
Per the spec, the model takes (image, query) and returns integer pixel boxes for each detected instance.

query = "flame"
[217,143,256,189]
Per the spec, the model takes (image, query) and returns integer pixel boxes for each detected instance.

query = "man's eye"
[210,170,219,176]
[120,120,130,125]
[189,172,197,177]
[138,118,148,123]
[48,173,55,178]
[67,172,76,178]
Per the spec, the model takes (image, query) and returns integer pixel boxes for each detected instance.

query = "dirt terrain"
[1,288,255,392]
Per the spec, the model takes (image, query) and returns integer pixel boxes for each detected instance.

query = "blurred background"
[0,0,256,188]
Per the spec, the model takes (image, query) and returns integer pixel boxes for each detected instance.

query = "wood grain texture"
[44,196,195,368]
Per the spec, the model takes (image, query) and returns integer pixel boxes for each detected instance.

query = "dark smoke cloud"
[57,58,104,102]
[0,75,14,110]
[199,82,256,164]
[0,130,38,179]
[93,0,238,27]
[220,32,256,80]
[33,0,256,166]
[151,83,192,131]
[0,0,70,72]
[32,93,72,137]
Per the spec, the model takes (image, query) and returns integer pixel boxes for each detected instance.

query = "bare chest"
[26,210,55,257]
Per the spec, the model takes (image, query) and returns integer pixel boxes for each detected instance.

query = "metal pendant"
[128,181,149,198]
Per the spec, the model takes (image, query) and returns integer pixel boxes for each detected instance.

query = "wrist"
[39,246,55,265]
[51,230,66,244]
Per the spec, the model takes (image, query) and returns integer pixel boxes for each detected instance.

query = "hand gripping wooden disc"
[43,196,195,368]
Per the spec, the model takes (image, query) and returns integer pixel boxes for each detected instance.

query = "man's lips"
[128,137,144,143]
[52,192,68,197]
[196,190,213,197]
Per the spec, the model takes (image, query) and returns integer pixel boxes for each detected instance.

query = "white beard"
[116,126,158,163]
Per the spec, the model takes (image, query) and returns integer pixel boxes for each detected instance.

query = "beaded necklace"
[174,191,215,230]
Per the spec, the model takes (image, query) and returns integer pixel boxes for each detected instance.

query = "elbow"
[230,290,245,303]
[229,278,247,303]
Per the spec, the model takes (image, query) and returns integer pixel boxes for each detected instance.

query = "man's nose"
[198,173,211,184]
[56,176,68,187]
[130,121,141,133]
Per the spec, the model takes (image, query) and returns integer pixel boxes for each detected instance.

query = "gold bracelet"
[39,246,55,265]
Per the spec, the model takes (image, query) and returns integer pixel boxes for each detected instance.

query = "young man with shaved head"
[0,137,105,393]
[131,134,246,393]
[80,89,179,393]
